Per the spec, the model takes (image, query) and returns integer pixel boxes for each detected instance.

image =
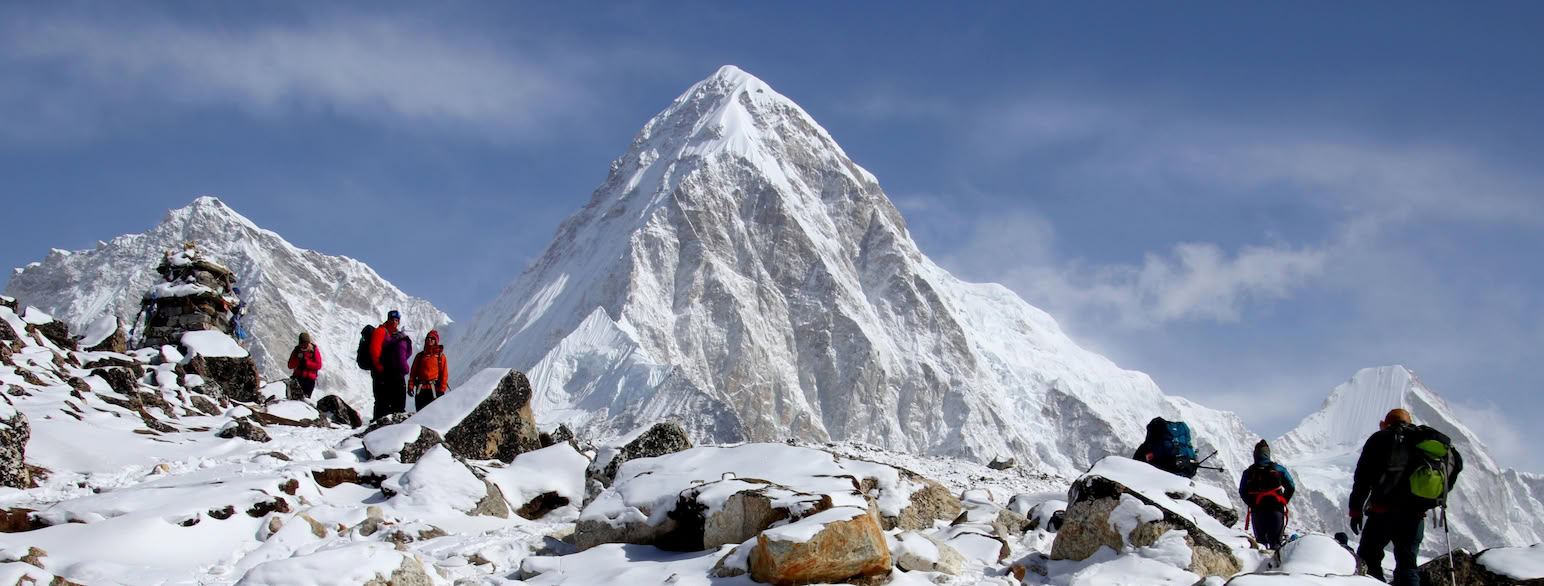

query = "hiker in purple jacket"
[377,327,414,417]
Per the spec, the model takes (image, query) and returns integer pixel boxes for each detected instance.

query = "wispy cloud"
[0,7,645,143]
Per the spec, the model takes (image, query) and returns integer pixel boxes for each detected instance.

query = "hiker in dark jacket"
[1239,440,1295,550]
[1349,408,1464,586]
[369,310,408,420]
[409,329,449,411]
[287,332,322,399]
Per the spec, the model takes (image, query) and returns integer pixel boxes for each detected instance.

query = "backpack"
[1242,463,1288,511]
[1386,424,1461,510]
[356,325,375,370]
[1145,418,1199,477]
[379,333,410,375]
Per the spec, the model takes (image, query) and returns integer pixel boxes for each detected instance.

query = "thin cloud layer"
[0,9,604,143]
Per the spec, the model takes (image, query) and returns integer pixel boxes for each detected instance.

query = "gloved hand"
[1349,511,1364,535]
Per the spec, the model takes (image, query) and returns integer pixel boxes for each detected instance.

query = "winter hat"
[1254,440,1271,462]
[298,332,311,344]
[426,330,440,345]
[387,310,402,320]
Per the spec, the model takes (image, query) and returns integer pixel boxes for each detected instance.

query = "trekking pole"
[1443,505,1455,586]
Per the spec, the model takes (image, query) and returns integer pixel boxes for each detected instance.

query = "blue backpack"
[1144,417,1199,477]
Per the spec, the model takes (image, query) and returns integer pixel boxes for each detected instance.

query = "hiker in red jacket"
[410,330,449,411]
[287,331,322,399]
[369,310,408,420]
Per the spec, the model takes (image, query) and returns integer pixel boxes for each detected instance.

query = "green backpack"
[1393,424,1461,510]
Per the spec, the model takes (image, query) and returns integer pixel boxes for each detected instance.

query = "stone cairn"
[135,243,241,349]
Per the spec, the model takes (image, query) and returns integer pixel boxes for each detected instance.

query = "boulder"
[407,368,541,462]
[540,424,576,448]
[385,446,509,518]
[363,423,445,464]
[84,319,128,354]
[587,421,693,488]
[90,367,139,397]
[0,395,30,489]
[184,355,261,404]
[575,477,831,552]
[1050,457,1246,578]
[236,542,432,586]
[1268,534,1365,577]
[748,507,892,585]
[516,492,571,521]
[988,456,1016,471]
[871,466,962,531]
[30,318,75,352]
[282,378,305,401]
[315,394,364,428]
[215,417,271,443]
[892,531,966,575]
[1420,545,1544,586]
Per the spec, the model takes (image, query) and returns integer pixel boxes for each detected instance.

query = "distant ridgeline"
[134,243,242,349]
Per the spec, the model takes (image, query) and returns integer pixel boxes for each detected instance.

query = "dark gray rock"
[83,356,143,379]
[540,424,576,449]
[1419,548,1544,586]
[987,457,1016,471]
[215,417,271,443]
[516,492,571,521]
[587,421,693,488]
[84,319,127,354]
[438,370,542,463]
[30,320,75,352]
[90,367,139,397]
[184,355,261,404]
[316,394,363,429]
[0,395,30,489]
[359,412,413,437]
[396,426,445,464]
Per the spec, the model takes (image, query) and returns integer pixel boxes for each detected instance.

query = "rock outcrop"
[1420,545,1544,586]
[408,369,540,462]
[0,394,30,489]
[184,353,261,404]
[315,394,363,429]
[586,421,693,488]
[1051,457,1246,578]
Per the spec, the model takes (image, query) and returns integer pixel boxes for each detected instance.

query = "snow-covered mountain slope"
[4,197,451,412]
[446,65,1259,479]
[1274,365,1544,555]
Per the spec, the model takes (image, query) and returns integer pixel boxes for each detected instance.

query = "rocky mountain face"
[4,197,451,412]
[1274,365,1544,555]
[445,65,1259,478]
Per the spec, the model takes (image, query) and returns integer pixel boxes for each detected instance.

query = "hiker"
[409,329,449,411]
[365,310,412,420]
[1239,439,1295,550]
[1349,408,1465,586]
[1133,417,1200,478]
[227,286,248,345]
[287,332,323,399]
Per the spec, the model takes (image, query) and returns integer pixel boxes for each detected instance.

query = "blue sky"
[3,3,1542,469]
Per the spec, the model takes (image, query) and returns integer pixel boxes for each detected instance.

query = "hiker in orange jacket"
[410,329,449,411]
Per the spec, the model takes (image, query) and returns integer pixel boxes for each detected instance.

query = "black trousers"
[1251,509,1286,550]
[1358,512,1425,586]
[371,371,406,421]
[296,377,316,399]
[413,385,441,411]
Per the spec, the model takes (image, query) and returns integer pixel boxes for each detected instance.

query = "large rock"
[1050,457,1246,578]
[315,394,364,428]
[185,355,261,403]
[748,507,892,585]
[363,423,445,464]
[82,317,127,353]
[1420,545,1544,586]
[587,421,693,488]
[575,478,831,552]
[0,395,30,489]
[237,542,432,586]
[384,446,509,518]
[406,368,540,463]
[215,417,271,443]
[892,531,966,575]
[28,316,75,352]
[870,466,962,531]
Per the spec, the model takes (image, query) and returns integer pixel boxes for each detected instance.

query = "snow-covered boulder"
[484,443,588,521]
[0,395,29,488]
[1419,543,1544,585]
[181,331,260,403]
[577,444,882,552]
[215,417,270,443]
[234,542,432,585]
[748,506,892,585]
[891,530,966,575]
[586,421,693,489]
[384,445,509,518]
[362,423,444,463]
[80,316,125,354]
[1051,456,1249,578]
[406,368,540,462]
[1274,534,1364,576]
[22,308,74,352]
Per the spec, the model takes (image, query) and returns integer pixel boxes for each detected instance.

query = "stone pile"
[137,244,241,349]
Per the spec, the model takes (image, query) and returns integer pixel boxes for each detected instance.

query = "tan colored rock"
[748,507,892,586]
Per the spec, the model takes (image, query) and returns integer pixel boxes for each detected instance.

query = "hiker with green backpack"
[1348,408,1465,586]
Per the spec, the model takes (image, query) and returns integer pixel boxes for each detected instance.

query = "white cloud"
[0,9,625,143]
[1449,401,1534,472]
